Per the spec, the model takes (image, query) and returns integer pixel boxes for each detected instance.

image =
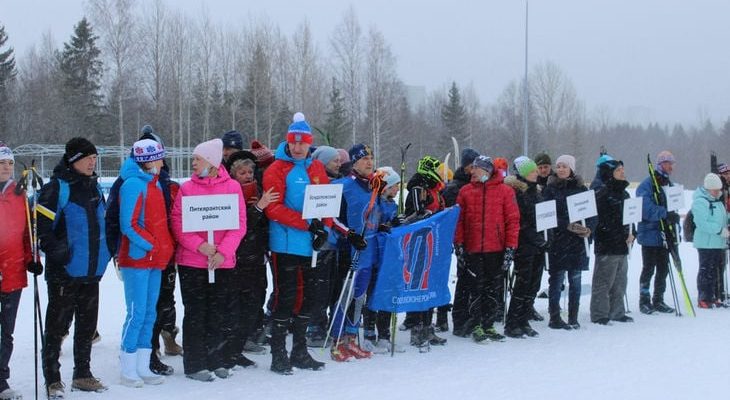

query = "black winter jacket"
[442,167,470,207]
[504,175,547,258]
[594,178,631,255]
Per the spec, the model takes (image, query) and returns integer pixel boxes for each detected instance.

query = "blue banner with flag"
[369,206,460,313]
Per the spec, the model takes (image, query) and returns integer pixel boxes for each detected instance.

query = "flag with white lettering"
[369,206,460,312]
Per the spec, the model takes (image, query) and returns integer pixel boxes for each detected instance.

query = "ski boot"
[653,300,675,314]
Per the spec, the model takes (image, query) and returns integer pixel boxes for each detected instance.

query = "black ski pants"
[0,290,21,382]
[467,252,505,329]
[151,262,177,351]
[506,254,543,328]
[640,246,670,303]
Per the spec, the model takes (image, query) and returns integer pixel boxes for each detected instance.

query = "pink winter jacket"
[171,165,246,269]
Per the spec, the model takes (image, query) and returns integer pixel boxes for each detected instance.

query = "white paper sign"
[664,185,684,212]
[623,197,643,225]
[567,190,597,223]
[182,194,240,233]
[535,200,558,232]
[302,184,343,219]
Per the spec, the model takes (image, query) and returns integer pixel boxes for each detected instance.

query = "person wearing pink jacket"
[171,138,246,382]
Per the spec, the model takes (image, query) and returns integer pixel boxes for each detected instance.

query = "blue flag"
[369,206,460,313]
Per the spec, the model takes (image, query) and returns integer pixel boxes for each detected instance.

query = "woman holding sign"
[171,138,246,382]
[591,159,634,325]
[542,155,594,330]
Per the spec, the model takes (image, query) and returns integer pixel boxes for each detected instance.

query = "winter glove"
[721,227,730,239]
[391,215,406,227]
[27,260,43,276]
[567,223,591,238]
[502,247,515,271]
[666,211,680,226]
[378,223,392,234]
[347,230,368,251]
[309,219,328,251]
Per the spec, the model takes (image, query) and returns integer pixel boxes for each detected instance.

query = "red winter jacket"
[0,181,31,293]
[454,173,520,253]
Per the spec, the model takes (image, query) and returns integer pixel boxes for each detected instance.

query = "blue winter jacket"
[636,174,670,247]
[691,187,728,249]
[334,174,382,240]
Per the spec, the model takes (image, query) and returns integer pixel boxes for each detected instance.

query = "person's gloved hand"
[378,224,391,233]
[391,215,406,227]
[27,260,44,276]
[309,219,328,250]
[502,247,515,271]
[666,211,680,226]
[347,230,367,250]
[567,223,591,238]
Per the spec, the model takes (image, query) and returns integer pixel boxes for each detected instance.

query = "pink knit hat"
[556,154,576,172]
[193,138,223,168]
[337,148,350,163]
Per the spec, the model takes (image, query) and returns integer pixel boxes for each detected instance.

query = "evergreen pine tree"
[322,78,349,147]
[58,17,105,143]
[0,24,17,138]
[440,81,467,154]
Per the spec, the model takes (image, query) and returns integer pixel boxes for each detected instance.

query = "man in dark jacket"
[37,138,110,397]
[534,152,553,188]
[635,150,680,314]
[591,160,634,324]
[504,157,547,338]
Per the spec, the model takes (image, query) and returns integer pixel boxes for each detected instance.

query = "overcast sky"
[2,0,729,128]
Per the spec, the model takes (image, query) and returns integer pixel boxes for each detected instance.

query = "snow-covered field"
[7,188,729,399]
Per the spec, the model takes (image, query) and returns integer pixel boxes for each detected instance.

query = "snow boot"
[435,305,450,332]
[520,322,539,337]
[185,370,215,382]
[0,381,21,400]
[149,349,174,376]
[529,306,545,321]
[484,326,506,342]
[160,327,183,356]
[269,319,293,375]
[471,324,489,344]
[234,353,257,369]
[213,368,231,379]
[426,325,447,345]
[71,376,107,393]
[243,340,267,355]
[653,300,675,314]
[593,318,610,325]
[568,305,580,330]
[548,308,572,330]
[136,349,164,385]
[290,316,324,370]
[639,294,654,314]
[119,351,143,388]
[504,325,526,338]
[46,382,65,400]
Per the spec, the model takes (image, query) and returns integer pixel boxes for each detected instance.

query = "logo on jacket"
[401,227,434,291]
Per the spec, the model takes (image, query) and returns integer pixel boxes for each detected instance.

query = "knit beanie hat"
[193,138,223,169]
[222,130,244,150]
[437,163,453,181]
[513,156,537,178]
[472,155,494,174]
[312,146,339,166]
[287,112,313,144]
[704,173,723,190]
[0,142,13,162]
[599,159,623,182]
[595,153,614,167]
[132,139,165,163]
[65,137,97,164]
[655,150,675,173]
[337,148,350,163]
[250,140,274,167]
[349,144,372,165]
[378,166,401,189]
[493,157,508,174]
[718,163,730,174]
[461,148,479,169]
[556,154,576,172]
[534,152,552,166]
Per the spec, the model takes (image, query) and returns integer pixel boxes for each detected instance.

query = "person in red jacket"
[0,143,39,399]
[454,156,520,343]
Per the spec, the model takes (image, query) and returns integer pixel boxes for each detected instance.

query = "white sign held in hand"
[567,190,597,223]
[535,200,558,232]
[302,184,343,219]
[623,197,643,225]
[182,194,240,233]
[663,185,684,212]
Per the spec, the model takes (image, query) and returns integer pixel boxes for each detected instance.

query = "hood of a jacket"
[120,156,154,183]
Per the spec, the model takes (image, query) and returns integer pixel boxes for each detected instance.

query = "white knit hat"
[0,143,13,162]
[193,138,223,169]
[704,173,723,190]
[556,154,576,172]
[378,166,401,189]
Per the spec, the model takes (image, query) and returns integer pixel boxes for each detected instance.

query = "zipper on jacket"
[481,184,486,252]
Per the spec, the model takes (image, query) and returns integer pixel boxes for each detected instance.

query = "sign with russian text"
[182,194,240,232]
[302,184,343,219]
[623,197,643,225]
[567,190,597,223]
[535,200,558,232]
[664,185,684,212]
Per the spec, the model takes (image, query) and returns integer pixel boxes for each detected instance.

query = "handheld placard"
[535,200,558,270]
[181,194,240,284]
[567,190,597,256]
[301,184,343,269]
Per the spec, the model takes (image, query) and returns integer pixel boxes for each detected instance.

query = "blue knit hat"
[287,112,313,144]
[461,148,479,169]
[222,130,244,150]
[595,153,614,167]
[349,144,372,165]
[312,146,339,165]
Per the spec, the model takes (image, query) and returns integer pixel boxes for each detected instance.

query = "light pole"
[522,0,530,156]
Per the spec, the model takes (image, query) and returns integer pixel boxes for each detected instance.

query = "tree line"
[0,1,728,185]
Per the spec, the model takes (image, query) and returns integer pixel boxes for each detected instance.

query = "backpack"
[683,210,695,242]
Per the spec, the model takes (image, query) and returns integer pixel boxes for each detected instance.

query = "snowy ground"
[8,188,729,399]
[8,240,730,400]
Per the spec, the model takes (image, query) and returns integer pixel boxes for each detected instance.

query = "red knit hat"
[250,140,274,167]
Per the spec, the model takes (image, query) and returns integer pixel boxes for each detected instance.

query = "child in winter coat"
[0,143,39,399]
[504,156,547,338]
[542,155,595,330]
[691,173,729,308]
[117,139,175,387]
[454,156,520,343]
[591,160,634,324]
[171,138,246,382]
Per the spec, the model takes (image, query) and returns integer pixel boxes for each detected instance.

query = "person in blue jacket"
[635,150,680,314]
[691,173,729,308]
